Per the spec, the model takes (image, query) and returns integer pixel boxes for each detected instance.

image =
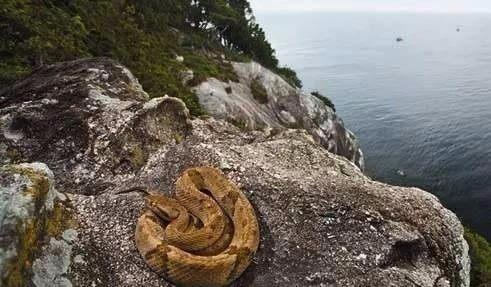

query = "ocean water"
[256,12,491,239]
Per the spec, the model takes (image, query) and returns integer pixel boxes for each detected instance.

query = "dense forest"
[0,0,301,115]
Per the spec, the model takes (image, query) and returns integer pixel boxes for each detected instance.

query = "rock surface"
[0,162,75,286]
[0,58,469,286]
[0,58,192,195]
[193,61,364,169]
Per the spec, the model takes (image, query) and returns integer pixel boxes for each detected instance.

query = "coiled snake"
[134,167,260,287]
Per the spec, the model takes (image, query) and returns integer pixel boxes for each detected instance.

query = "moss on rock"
[465,228,491,286]
[3,220,38,287]
[45,202,76,239]
[227,118,248,131]
[0,164,75,287]
[250,78,268,104]
[5,148,23,164]
[128,145,147,170]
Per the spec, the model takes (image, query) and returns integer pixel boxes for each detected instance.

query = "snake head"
[145,194,180,222]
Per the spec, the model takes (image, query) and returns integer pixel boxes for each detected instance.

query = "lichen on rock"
[0,163,75,287]
[0,58,193,195]
[32,231,77,287]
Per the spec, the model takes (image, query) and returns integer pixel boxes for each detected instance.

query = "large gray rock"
[0,58,469,287]
[0,58,192,195]
[193,61,364,169]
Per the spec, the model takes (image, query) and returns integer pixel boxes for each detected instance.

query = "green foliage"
[276,66,302,88]
[250,78,268,104]
[0,0,89,86]
[183,51,238,84]
[465,228,491,287]
[311,91,336,112]
[227,117,248,130]
[0,0,301,115]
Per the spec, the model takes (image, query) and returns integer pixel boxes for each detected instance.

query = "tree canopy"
[0,0,302,115]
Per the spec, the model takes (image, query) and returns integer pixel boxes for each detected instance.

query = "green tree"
[0,0,302,112]
[465,228,491,286]
[0,0,88,85]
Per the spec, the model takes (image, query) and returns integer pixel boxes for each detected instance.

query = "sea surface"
[256,12,491,239]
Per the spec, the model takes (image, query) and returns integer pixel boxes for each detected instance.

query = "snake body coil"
[135,167,260,287]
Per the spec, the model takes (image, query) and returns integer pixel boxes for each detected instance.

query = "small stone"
[375,254,382,265]
[220,161,231,170]
[74,255,86,265]
[355,253,367,261]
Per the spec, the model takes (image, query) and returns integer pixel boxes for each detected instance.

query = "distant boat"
[396,169,406,177]
[396,37,403,42]
[456,28,461,32]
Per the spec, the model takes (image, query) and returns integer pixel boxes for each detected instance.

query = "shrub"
[276,66,302,88]
[311,91,336,112]
[0,0,300,117]
[0,0,301,116]
[251,78,268,104]
[227,118,247,130]
[465,228,491,287]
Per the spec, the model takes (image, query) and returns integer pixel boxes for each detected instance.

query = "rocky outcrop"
[0,58,192,195]
[0,58,469,286]
[193,61,364,169]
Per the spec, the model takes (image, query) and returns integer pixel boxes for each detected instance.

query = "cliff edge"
[194,61,364,170]
[0,58,469,286]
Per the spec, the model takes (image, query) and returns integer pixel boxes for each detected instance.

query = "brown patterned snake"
[134,167,260,287]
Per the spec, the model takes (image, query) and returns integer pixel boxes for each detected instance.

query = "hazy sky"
[249,0,491,13]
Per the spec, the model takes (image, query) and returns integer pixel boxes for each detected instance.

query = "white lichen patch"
[0,163,70,281]
[142,97,165,110]
[32,237,74,287]
[115,64,149,99]
[355,253,367,261]
[0,171,33,275]
[40,98,59,105]
[61,229,78,243]
[88,87,134,111]
[73,255,86,265]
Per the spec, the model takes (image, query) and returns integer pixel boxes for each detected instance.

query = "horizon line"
[254,9,491,15]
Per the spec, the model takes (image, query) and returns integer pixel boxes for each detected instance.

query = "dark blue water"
[256,12,491,239]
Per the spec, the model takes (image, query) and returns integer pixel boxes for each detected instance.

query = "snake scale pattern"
[135,167,260,287]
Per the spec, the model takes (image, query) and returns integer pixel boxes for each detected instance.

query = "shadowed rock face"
[0,58,469,287]
[193,62,364,170]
